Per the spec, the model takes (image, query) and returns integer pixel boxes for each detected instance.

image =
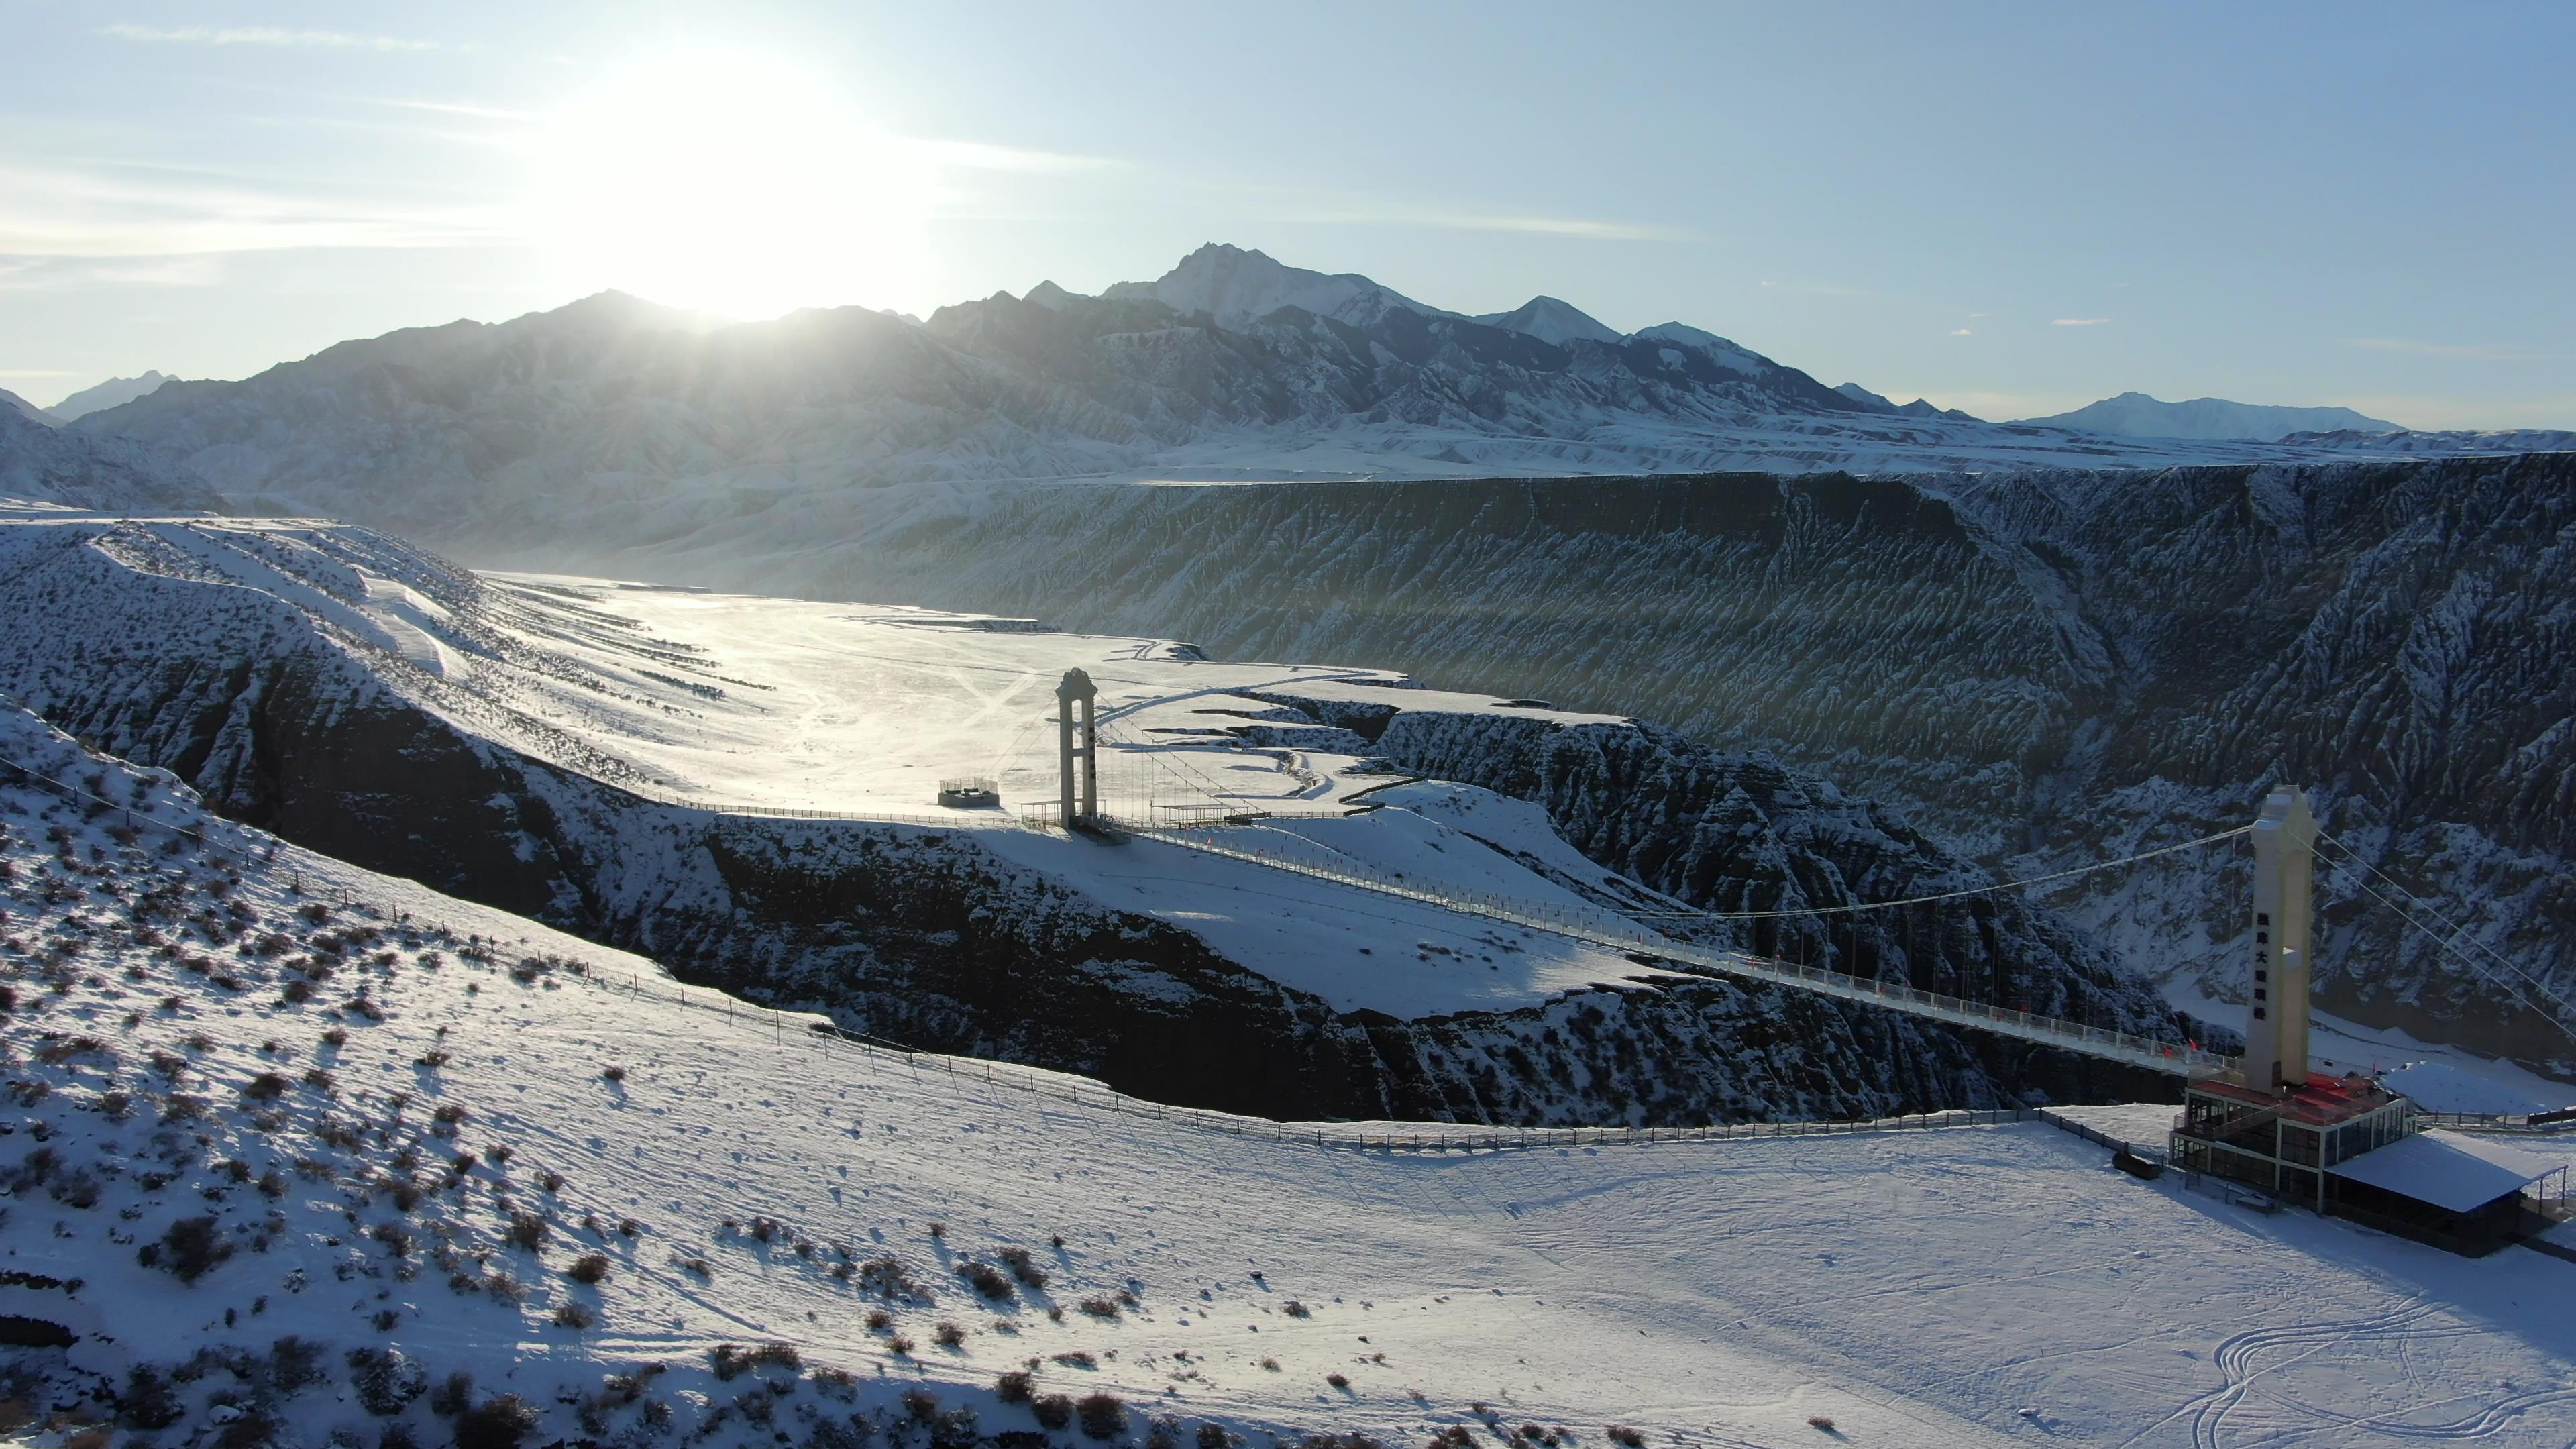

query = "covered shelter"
[2324,1129,2572,1256]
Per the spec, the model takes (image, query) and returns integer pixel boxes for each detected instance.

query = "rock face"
[0,513,2192,1124]
[580,455,2573,1077]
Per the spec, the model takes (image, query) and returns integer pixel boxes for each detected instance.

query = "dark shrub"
[552,1302,594,1330]
[119,1365,184,1429]
[959,1260,1013,1299]
[1606,1430,1644,1448]
[1032,1395,1073,1430]
[933,1321,966,1348]
[1199,1426,1234,1449]
[506,1212,547,1250]
[904,1389,941,1423]
[347,1347,426,1415]
[998,1245,1048,1289]
[1326,1372,1350,1389]
[242,1072,289,1101]
[566,1254,610,1284]
[1079,1296,1120,1319]
[268,1330,327,1392]
[453,1394,538,1449]
[995,1370,1033,1403]
[138,1215,232,1283]
[1076,1393,1125,1440]
[428,1372,475,1417]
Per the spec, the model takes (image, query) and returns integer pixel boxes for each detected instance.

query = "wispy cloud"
[1949,327,1972,336]
[907,139,1127,174]
[2051,317,2112,327]
[2346,337,2559,363]
[1284,203,1682,241]
[101,23,441,52]
[0,164,508,260]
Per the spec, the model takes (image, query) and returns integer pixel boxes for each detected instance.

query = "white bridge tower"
[1056,668,1098,826]
[2245,786,2317,1091]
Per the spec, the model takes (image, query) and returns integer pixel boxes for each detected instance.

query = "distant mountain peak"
[48,370,170,422]
[1024,280,1079,312]
[1104,242,1452,329]
[1476,296,1621,347]
[2017,392,2401,443]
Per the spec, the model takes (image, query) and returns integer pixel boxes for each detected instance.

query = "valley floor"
[5,711,2574,1449]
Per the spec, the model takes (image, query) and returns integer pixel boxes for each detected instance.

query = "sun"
[533,50,930,321]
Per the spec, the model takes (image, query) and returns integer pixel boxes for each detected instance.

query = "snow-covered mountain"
[5,706,2555,1449]
[1836,382,1982,421]
[1100,242,1460,329]
[1,386,58,425]
[0,404,221,511]
[1474,294,1623,345]
[48,367,172,421]
[2017,391,2398,441]
[67,243,2526,559]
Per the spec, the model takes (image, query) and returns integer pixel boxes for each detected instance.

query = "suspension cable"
[2312,830,2576,1046]
[1617,826,2254,920]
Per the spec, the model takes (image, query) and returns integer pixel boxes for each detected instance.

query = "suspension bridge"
[1020,667,2572,1087]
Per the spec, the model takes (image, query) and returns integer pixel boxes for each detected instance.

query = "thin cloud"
[908,139,1128,174]
[1949,327,1972,336]
[101,23,441,52]
[0,163,509,258]
[1287,203,1682,241]
[2346,337,2558,363]
[2051,317,2112,327]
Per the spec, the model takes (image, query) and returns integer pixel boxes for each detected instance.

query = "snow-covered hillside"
[0,408,221,513]
[2016,392,2398,441]
[5,706,2572,1449]
[0,507,2206,1124]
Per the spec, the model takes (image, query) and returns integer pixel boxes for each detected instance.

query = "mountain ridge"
[2017,390,2400,441]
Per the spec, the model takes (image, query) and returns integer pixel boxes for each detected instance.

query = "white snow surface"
[6,707,2576,1448]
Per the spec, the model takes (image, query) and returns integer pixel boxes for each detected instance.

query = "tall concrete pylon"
[2247,786,2317,1091]
[1056,667,1097,825]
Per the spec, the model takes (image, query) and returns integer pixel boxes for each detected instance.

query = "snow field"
[5,710,2575,1448]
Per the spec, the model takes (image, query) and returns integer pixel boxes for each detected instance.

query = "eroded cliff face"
[0,517,2178,1123]
[583,457,2574,1075]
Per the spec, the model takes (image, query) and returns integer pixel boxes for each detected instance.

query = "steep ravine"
[560,458,2573,1076]
[0,522,2188,1122]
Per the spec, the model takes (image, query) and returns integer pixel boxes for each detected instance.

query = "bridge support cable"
[1126,819,2234,1077]
[2311,830,2576,1049]
[1612,827,2255,920]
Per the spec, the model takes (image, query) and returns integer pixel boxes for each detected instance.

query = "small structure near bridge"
[936,776,999,809]
[2171,786,2574,1255]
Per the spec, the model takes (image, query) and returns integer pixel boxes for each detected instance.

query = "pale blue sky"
[5,1,2571,426]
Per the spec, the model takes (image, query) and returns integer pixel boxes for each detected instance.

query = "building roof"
[2191,1071,2404,1127]
[2326,1130,2571,1214]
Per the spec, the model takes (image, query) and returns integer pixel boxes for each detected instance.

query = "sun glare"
[534,50,929,320]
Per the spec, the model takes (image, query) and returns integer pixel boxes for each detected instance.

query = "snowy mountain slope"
[1471,296,1622,347]
[61,244,2490,565]
[1,388,60,426]
[630,454,2576,1081]
[0,508,2202,1122]
[1835,382,1980,421]
[1099,244,1460,329]
[2282,425,2576,455]
[47,370,172,422]
[3,706,2570,1449]
[0,407,223,513]
[2017,392,2399,441]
